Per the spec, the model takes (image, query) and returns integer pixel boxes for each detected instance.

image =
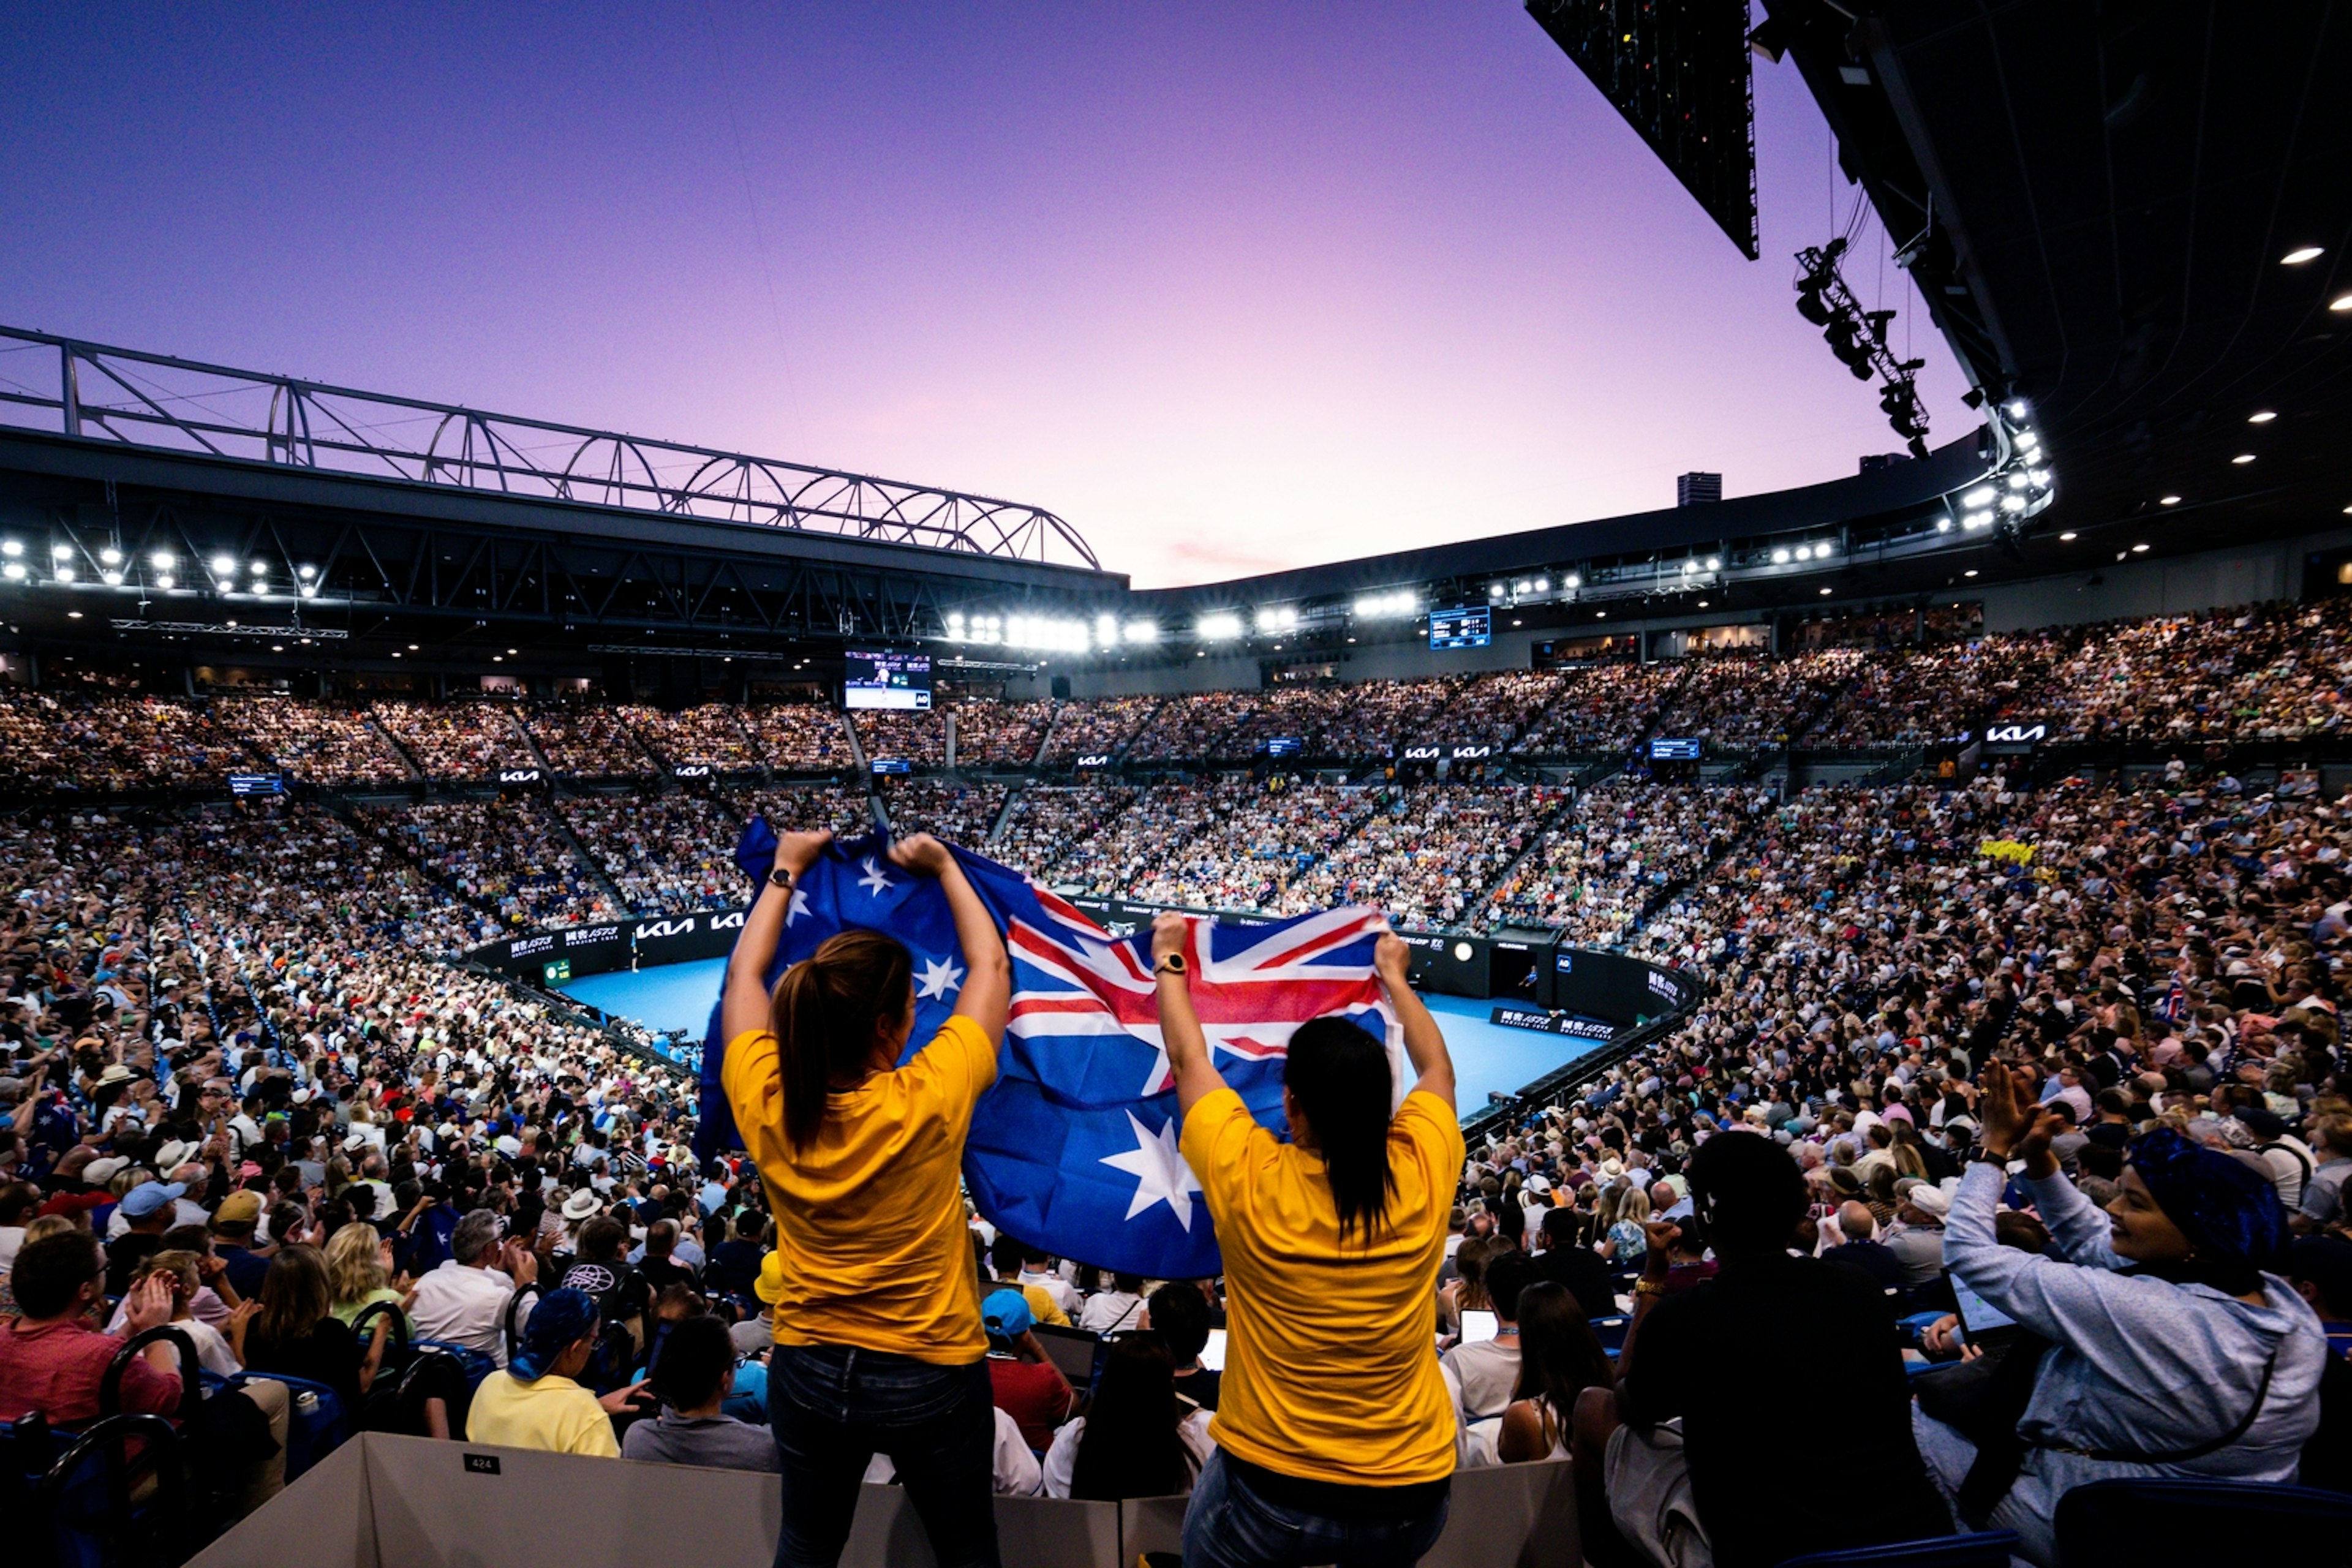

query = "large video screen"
[843,649,932,711]
[1428,607,1492,650]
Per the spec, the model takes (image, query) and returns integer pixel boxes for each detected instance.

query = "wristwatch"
[767,865,796,891]
[1967,1147,2010,1168]
[1155,954,1188,977]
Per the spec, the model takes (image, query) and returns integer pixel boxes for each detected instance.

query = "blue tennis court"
[563,962,1599,1116]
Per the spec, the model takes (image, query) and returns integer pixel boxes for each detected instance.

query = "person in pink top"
[0,1229,183,1426]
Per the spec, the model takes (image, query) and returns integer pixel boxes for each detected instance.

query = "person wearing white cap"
[1885,1180,1952,1289]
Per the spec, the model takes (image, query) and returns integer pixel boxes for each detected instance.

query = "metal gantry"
[0,326,1097,568]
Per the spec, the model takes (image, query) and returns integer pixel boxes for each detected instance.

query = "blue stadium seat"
[1777,1529,2017,1567]
[37,1412,190,1568]
[1589,1314,1631,1355]
[2054,1478,2352,1568]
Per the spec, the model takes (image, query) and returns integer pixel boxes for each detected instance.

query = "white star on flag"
[784,888,811,927]
[1099,1109,1203,1232]
[856,857,893,895]
[916,956,965,1001]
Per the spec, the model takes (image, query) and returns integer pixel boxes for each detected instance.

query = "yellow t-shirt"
[1181,1085,1465,1486]
[723,1012,998,1365]
[464,1371,619,1458]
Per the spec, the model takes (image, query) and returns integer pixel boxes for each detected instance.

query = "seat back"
[39,1412,187,1568]
[2054,1478,2352,1568]
[103,1325,203,1422]
[1777,1529,2018,1567]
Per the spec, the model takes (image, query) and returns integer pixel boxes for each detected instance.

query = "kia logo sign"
[498,769,542,785]
[1076,754,1112,767]
[710,911,745,930]
[1449,744,1492,760]
[633,918,697,940]
[1401,746,1441,761]
[673,764,712,778]
[1983,721,2048,745]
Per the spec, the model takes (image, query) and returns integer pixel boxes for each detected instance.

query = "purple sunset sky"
[0,4,1971,587]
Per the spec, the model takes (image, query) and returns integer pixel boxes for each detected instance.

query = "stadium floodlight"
[2232,453,2256,465]
[298,584,316,598]
[50,542,72,559]
[2248,410,2277,424]
[1963,486,1997,508]
[1999,496,2027,513]
[2160,495,2182,506]
[2132,543,2150,553]
[1093,613,1119,648]
[1681,559,1698,575]
[155,573,175,589]
[1123,620,1159,644]
[1254,605,1297,633]
[2282,246,2324,265]
[0,540,20,558]
[1,562,22,580]
[1964,511,1992,529]
[209,554,235,576]
[1563,573,1580,589]
[297,562,317,579]
[100,546,122,565]
[1704,557,1720,571]
[1936,516,1953,532]
[102,570,124,585]
[2028,469,2052,488]
[1771,548,1791,565]
[54,565,74,582]
[249,560,268,575]
[151,549,175,569]
[1197,611,1242,641]
[1488,583,1504,598]
[1532,577,1548,593]
[2006,400,2028,419]
[2332,294,2352,313]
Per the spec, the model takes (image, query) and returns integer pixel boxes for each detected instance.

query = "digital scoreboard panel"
[228,772,285,796]
[843,649,932,710]
[1648,737,1703,761]
[1428,606,1492,650]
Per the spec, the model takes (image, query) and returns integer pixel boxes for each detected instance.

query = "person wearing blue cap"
[103,1178,187,1297]
[1915,1063,2331,1566]
[980,1287,1071,1451]
[464,1287,647,1457]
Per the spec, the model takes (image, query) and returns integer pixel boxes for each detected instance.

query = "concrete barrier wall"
[191,1433,1577,1568]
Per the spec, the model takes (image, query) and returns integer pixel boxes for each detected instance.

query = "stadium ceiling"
[1759,0,2352,553]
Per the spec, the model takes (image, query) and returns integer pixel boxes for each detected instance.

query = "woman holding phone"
[1153,911,1462,1568]
[721,829,1011,1568]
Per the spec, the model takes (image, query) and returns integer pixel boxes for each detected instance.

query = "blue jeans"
[1181,1451,1452,1568]
[767,1344,1000,1568]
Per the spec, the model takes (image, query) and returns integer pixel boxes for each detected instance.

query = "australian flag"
[697,824,1400,1279]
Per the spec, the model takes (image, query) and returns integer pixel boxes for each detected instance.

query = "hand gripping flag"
[697,824,1401,1279]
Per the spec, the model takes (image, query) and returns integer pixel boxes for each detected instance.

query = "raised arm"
[1152,913,1227,1115]
[720,829,832,1044]
[888,834,1010,1039]
[1376,932,1454,1110]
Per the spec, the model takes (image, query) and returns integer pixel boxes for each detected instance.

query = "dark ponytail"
[770,930,914,1151]
[1284,1016,1396,1245]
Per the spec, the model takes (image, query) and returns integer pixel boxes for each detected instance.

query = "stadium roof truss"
[0,326,1098,568]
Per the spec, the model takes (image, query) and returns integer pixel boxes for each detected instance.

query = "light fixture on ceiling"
[2232,454,2256,465]
[2332,293,2352,313]
[2282,246,2324,265]
[2160,495,2182,505]
[2132,543,2150,553]
[2058,531,2077,541]
[1964,569,1979,578]
[2248,410,2277,424]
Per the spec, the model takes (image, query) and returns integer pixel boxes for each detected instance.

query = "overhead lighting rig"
[1794,237,1929,459]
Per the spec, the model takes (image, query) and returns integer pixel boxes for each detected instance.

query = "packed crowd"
[1284,783,1566,929]
[219,696,415,784]
[1037,695,1161,765]
[1483,779,1774,941]
[948,699,1055,767]
[876,779,1009,847]
[1509,663,1686,756]
[522,703,654,778]
[614,704,764,773]
[2,743,2350,1567]
[561,794,742,916]
[362,800,622,932]
[0,690,252,793]
[369,701,537,781]
[742,702,850,772]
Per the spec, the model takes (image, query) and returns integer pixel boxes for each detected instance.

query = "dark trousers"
[767,1343,1000,1568]
[1181,1451,1451,1568]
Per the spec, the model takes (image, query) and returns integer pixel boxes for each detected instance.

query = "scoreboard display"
[1648,737,1703,761]
[228,772,286,797]
[1428,606,1492,650]
[844,649,932,710]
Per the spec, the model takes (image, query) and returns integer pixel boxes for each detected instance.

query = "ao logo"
[633,918,697,940]
[1985,722,2048,744]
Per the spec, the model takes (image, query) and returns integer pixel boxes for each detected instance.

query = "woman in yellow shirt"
[1152,911,1463,1568]
[720,829,1010,1568]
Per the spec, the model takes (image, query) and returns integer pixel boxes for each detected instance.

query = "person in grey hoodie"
[1915,1063,2326,1567]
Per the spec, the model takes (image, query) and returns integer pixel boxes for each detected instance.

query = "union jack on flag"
[699,826,1400,1278]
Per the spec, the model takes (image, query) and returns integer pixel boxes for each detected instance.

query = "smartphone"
[1459,1310,1499,1344]
[1197,1328,1227,1372]
[1947,1272,2018,1353]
